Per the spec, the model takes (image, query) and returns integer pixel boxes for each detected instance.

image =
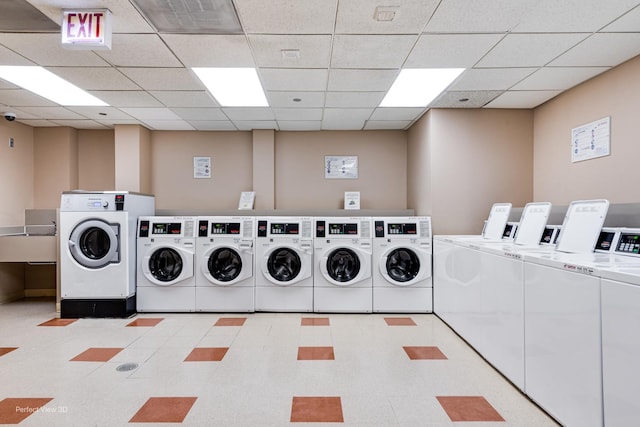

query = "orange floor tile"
[403,346,448,360]
[38,318,77,327]
[297,346,335,360]
[301,317,330,326]
[129,397,197,423]
[214,317,247,326]
[290,396,344,423]
[184,347,229,362]
[0,347,17,357]
[126,318,164,327]
[436,396,505,422]
[70,347,124,362]
[0,398,53,424]
[384,317,416,326]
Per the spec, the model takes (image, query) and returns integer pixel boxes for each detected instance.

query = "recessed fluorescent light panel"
[380,68,465,107]
[0,66,107,106]
[192,67,268,107]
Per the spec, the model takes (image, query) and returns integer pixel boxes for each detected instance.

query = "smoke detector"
[374,6,398,22]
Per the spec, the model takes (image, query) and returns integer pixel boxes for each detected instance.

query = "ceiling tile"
[278,120,322,131]
[18,119,58,127]
[331,35,418,68]
[273,108,323,121]
[328,69,398,92]
[233,120,278,130]
[267,91,326,108]
[95,34,182,67]
[322,108,373,129]
[65,106,134,120]
[248,35,332,68]
[0,33,108,66]
[450,68,538,91]
[235,0,338,34]
[149,91,219,108]
[549,33,640,67]
[485,90,562,108]
[431,90,504,108]
[325,92,385,108]
[120,107,183,120]
[335,0,439,34]
[170,108,227,120]
[405,34,504,68]
[14,106,86,120]
[223,107,275,121]
[87,91,163,108]
[511,67,610,90]
[50,120,109,129]
[260,69,328,91]
[188,121,237,131]
[0,44,34,66]
[46,67,140,90]
[161,34,255,67]
[119,68,202,91]
[0,89,58,106]
[476,33,589,68]
[369,107,425,121]
[364,120,413,130]
[512,0,640,33]
[603,5,640,31]
[0,0,59,32]
[141,119,195,131]
[424,0,539,33]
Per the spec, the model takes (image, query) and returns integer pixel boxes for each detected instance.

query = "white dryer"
[313,217,373,313]
[136,216,196,312]
[59,191,154,318]
[195,216,255,312]
[372,217,432,313]
[254,217,314,312]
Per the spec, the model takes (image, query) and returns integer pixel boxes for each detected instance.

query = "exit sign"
[61,9,112,50]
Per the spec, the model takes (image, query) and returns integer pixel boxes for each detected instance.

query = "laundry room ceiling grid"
[0,0,638,131]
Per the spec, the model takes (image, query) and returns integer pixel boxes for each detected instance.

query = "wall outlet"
[9,137,13,148]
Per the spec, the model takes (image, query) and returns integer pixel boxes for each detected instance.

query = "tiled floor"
[0,298,559,426]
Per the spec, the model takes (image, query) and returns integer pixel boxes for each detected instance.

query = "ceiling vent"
[374,6,398,22]
[131,0,242,34]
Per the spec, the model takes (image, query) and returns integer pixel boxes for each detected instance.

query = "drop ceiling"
[0,0,639,131]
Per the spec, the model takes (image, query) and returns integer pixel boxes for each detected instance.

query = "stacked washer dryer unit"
[136,216,197,312]
[313,217,373,313]
[195,216,255,312]
[60,191,155,318]
[254,216,314,312]
[372,217,433,313]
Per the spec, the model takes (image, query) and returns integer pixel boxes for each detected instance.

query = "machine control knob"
[102,201,109,208]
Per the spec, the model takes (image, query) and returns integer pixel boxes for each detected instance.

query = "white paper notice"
[238,192,255,210]
[325,156,358,179]
[344,192,360,210]
[571,117,610,163]
[194,156,211,178]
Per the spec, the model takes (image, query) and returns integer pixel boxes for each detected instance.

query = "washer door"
[262,246,305,286]
[323,247,361,286]
[380,246,431,286]
[68,219,119,269]
[203,245,252,286]
[144,246,194,286]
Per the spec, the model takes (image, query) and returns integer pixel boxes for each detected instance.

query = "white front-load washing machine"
[313,217,373,313]
[136,216,196,312]
[372,216,432,313]
[195,216,255,312]
[254,216,314,312]
[59,191,155,318]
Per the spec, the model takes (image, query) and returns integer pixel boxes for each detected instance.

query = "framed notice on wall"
[571,117,610,163]
[325,155,358,179]
[193,156,211,178]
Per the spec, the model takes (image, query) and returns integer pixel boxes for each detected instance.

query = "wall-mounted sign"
[193,156,211,179]
[325,155,358,179]
[571,116,610,163]
[61,9,112,50]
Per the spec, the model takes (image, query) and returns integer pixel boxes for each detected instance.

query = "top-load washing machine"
[59,191,154,318]
[195,216,255,312]
[372,216,432,313]
[254,216,314,312]
[136,216,196,312]
[313,217,373,313]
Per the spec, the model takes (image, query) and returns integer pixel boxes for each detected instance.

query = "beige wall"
[275,131,407,210]
[34,127,78,208]
[78,130,115,191]
[0,121,34,225]
[409,109,534,235]
[407,113,431,217]
[533,55,640,204]
[151,131,253,210]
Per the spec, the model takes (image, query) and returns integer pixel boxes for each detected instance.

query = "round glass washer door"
[266,247,301,285]
[384,248,420,285]
[207,247,242,284]
[325,248,361,285]
[148,247,183,285]
[68,219,119,269]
